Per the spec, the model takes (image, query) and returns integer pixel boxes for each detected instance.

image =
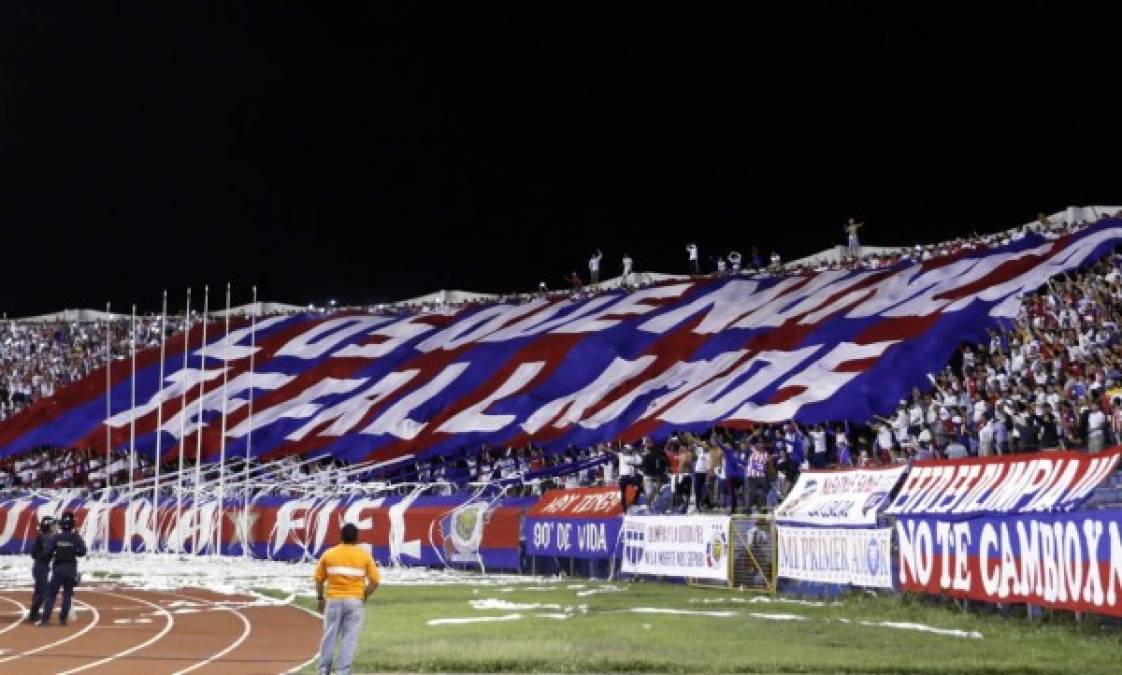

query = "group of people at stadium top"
[571,210,1105,288]
[4,208,1122,508]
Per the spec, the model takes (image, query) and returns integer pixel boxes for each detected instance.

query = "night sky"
[1,3,1118,316]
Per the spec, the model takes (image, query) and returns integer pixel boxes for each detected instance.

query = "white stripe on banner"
[326,566,366,577]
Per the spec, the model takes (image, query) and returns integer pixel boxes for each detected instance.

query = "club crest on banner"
[705,524,728,571]
[622,521,646,566]
[441,501,490,563]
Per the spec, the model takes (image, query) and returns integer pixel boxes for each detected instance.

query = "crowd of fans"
[3,208,1122,505]
[0,315,186,423]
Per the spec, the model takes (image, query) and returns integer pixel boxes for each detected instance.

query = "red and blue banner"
[4,222,1122,467]
[0,494,534,570]
[885,449,1122,519]
[897,510,1122,617]
[892,450,1122,617]
[522,486,629,559]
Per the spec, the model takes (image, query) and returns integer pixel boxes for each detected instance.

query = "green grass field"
[287,581,1120,674]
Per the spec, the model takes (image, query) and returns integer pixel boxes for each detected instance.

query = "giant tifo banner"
[777,525,893,588]
[522,486,629,559]
[776,465,907,527]
[3,222,1122,467]
[896,511,1122,617]
[884,449,1122,519]
[620,515,730,581]
[0,494,533,570]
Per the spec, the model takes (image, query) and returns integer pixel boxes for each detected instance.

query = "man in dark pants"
[28,516,55,623]
[38,511,86,627]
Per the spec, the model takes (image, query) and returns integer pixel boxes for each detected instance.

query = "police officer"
[28,516,55,623]
[37,511,87,627]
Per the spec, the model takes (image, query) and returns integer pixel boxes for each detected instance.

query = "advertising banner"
[620,515,730,581]
[885,449,1121,518]
[776,465,906,527]
[896,510,1122,617]
[776,525,893,588]
[522,487,628,559]
[524,517,621,559]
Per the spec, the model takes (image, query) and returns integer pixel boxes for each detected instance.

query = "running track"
[0,584,320,674]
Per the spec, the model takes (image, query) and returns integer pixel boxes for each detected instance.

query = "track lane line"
[0,599,100,666]
[56,589,174,675]
[0,595,28,634]
[282,600,323,674]
[164,590,253,675]
[168,588,321,674]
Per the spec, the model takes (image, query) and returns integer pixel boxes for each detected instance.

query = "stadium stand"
[2,206,1121,517]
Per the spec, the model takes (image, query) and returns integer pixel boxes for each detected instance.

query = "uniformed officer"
[27,515,55,623]
[37,511,87,627]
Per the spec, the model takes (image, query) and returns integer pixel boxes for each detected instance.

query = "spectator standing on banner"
[589,249,603,284]
[1039,411,1060,449]
[872,421,895,464]
[728,251,742,274]
[600,444,616,485]
[845,218,864,257]
[621,253,633,283]
[835,425,852,466]
[915,426,935,460]
[708,440,724,506]
[722,440,746,513]
[686,243,700,275]
[673,440,694,511]
[640,440,668,508]
[315,522,379,675]
[691,439,711,512]
[944,430,969,459]
[993,411,1009,455]
[614,444,643,510]
[750,246,764,272]
[808,424,828,468]
[1087,402,1107,452]
[769,251,782,273]
[745,443,770,513]
[784,423,806,468]
[907,399,924,438]
[978,414,995,456]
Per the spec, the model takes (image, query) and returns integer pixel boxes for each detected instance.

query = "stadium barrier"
[3,449,1122,619]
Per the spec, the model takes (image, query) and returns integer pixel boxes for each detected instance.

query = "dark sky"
[0,3,1118,316]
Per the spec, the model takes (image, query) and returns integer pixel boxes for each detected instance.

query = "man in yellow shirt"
[314,523,380,675]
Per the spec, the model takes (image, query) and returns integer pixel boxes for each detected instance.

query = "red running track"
[0,584,320,674]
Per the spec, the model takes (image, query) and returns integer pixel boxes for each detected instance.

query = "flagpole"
[243,285,257,558]
[192,285,209,554]
[127,304,137,551]
[176,288,191,552]
[104,302,112,498]
[152,290,167,549]
[215,282,231,557]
